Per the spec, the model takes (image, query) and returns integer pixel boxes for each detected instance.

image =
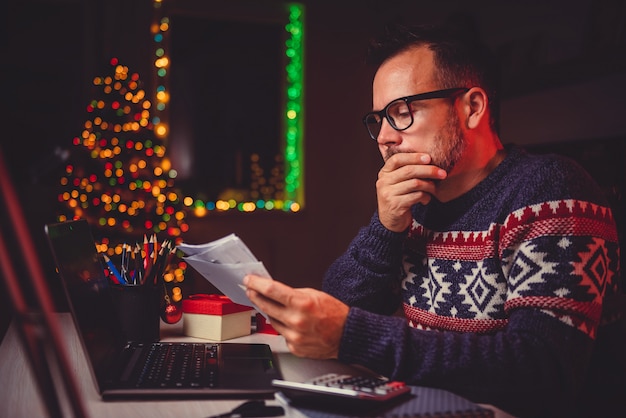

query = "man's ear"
[464,87,488,129]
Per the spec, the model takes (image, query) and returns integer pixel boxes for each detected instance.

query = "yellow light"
[155,57,169,68]
[161,158,171,171]
[194,206,207,217]
[156,90,169,103]
[242,202,256,212]
[216,200,229,211]
[183,197,193,206]
[155,124,168,137]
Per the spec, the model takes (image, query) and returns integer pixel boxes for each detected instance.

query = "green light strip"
[284,3,305,209]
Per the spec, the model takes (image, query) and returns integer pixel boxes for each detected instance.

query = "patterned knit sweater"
[322,145,622,417]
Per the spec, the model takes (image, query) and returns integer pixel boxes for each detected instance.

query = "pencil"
[102,254,125,284]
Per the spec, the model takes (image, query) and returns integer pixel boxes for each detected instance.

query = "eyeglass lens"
[365,99,412,140]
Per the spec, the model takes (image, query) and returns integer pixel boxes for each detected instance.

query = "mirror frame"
[150,0,305,215]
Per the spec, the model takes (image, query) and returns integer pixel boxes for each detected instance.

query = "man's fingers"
[382,152,431,169]
[245,275,287,299]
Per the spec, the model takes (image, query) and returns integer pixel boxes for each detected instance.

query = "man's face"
[372,46,466,172]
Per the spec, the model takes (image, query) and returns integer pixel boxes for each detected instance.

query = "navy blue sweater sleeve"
[322,212,406,315]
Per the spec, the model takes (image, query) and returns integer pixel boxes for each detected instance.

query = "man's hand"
[244,275,349,359]
[376,152,447,232]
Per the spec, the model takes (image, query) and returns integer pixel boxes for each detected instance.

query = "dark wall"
[2,0,625,339]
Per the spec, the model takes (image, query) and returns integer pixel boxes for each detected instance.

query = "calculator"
[272,373,412,403]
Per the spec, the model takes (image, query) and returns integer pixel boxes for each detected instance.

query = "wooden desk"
[0,313,515,418]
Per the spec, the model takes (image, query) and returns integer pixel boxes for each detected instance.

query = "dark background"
[2,0,625,340]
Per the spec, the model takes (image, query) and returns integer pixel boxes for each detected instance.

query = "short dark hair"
[367,18,501,133]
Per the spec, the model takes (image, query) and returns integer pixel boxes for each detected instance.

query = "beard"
[385,107,466,173]
[430,107,466,172]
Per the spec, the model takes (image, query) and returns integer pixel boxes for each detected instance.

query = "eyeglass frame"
[362,87,470,141]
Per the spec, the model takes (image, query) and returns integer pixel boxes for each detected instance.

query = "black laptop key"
[205,344,219,387]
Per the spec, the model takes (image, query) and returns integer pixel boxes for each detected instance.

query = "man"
[244,21,623,417]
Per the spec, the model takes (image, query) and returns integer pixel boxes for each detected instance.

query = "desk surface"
[0,313,514,418]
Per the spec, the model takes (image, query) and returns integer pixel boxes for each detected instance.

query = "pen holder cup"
[110,284,161,342]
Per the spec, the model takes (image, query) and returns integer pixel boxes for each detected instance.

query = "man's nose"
[377,118,401,146]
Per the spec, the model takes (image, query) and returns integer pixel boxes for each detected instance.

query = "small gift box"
[182,294,254,341]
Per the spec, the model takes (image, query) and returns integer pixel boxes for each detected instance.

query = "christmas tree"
[57,57,187,316]
[58,58,188,238]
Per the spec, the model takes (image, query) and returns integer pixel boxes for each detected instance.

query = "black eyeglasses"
[362,87,469,141]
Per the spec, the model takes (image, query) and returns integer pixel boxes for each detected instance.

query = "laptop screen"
[45,220,125,377]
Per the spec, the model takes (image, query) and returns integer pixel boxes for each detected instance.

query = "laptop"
[44,219,282,400]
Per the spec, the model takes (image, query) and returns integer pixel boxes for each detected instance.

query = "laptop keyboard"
[131,343,219,388]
